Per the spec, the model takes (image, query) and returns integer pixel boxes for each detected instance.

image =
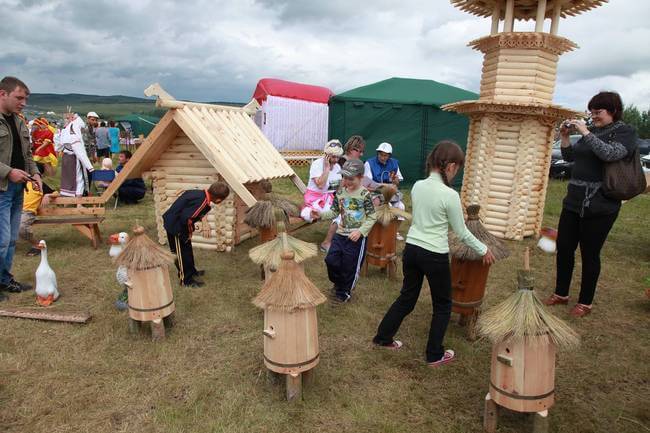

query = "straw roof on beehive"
[450,0,608,20]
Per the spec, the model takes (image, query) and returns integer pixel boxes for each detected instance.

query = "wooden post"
[533,410,549,433]
[550,2,562,35]
[128,317,141,334]
[286,373,302,401]
[151,318,166,340]
[535,0,547,32]
[490,3,500,35]
[302,368,315,387]
[484,393,498,433]
[503,0,514,32]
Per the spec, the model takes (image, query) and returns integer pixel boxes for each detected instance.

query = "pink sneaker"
[427,349,455,367]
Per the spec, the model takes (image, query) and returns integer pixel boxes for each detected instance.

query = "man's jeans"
[0,181,25,285]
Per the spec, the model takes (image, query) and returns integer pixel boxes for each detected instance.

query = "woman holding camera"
[544,91,638,317]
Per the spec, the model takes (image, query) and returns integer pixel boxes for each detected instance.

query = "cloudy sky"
[1,0,649,110]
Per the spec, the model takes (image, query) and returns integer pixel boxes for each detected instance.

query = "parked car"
[637,138,650,156]
[549,135,581,179]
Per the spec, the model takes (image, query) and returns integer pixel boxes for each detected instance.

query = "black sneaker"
[2,279,32,293]
[182,279,204,288]
[330,293,351,305]
[194,270,206,277]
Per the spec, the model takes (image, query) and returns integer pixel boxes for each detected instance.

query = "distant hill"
[26,93,158,119]
[26,93,245,120]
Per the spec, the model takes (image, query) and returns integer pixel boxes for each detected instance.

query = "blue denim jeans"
[0,181,25,285]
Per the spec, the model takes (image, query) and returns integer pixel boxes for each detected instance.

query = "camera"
[563,120,576,131]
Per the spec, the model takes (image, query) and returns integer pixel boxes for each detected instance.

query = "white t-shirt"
[307,157,341,193]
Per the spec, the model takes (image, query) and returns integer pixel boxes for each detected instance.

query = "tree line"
[623,105,650,139]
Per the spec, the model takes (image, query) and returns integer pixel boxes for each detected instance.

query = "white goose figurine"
[35,240,59,306]
[109,232,129,258]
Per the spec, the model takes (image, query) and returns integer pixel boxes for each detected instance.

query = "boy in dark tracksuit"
[163,182,229,287]
[315,159,377,303]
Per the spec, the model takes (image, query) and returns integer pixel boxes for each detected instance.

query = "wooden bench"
[33,216,104,249]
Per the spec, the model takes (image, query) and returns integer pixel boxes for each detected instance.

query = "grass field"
[0,170,648,433]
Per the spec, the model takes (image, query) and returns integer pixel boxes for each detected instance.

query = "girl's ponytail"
[426,140,465,187]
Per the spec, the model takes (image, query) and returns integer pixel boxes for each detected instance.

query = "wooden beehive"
[362,219,398,279]
[263,308,320,375]
[451,258,491,316]
[489,334,556,413]
[127,266,175,322]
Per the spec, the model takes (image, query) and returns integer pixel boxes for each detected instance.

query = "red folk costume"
[31,118,58,168]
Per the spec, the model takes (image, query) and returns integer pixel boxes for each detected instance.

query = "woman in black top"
[544,91,638,317]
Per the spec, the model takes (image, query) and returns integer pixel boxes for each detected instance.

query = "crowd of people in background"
[0,74,147,301]
[1,74,642,365]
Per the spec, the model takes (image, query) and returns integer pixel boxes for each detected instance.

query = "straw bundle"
[253,251,326,311]
[375,184,412,226]
[244,181,299,229]
[449,205,510,261]
[477,250,579,350]
[249,231,317,269]
[114,226,175,270]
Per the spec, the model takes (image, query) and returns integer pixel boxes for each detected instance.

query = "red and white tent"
[252,78,334,152]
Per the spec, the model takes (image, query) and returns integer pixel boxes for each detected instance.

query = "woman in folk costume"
[30,118,57,176]
[56,113,94,197]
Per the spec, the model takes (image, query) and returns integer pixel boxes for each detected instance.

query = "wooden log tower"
[444,0,607,240]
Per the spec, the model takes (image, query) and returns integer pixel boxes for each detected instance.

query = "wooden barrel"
[365,220,398,268]
[263,307,319,375]
[489,335,556,413]
[127,265,175,322]
[451,257,490,315]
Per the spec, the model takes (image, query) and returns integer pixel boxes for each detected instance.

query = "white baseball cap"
[87,111,99,119]
[376,142,393,154]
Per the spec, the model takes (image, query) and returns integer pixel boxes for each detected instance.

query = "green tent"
[113,114,161,137]
[328,77,477,188]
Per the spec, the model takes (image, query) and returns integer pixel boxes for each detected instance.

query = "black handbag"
[602,144,647,200]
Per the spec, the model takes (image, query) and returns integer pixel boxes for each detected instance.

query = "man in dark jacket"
[116,151,146,204]
[163,181,229,287]
[0,76,41,301]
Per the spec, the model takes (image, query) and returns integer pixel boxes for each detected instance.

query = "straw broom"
[449,204,510,261]
[244,180,299,229]
[114,226,174,270]
[477,248,579,349]
[375,184,412,226]
[249,209,317,269]
[253,251,326,311]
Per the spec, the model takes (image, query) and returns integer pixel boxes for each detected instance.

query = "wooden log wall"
[460,115,555,240]
[479,48,558,105]
[148,132,263,252]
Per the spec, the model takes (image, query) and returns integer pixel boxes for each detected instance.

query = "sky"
[1,0,649,110]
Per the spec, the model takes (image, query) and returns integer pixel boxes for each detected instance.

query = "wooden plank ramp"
[0,307,92,324]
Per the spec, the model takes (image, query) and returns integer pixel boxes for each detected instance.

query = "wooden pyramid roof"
[450,0,608,20]
[101,84,305,206]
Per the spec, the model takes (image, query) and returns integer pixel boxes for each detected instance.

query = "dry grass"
[1,171,648,433]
